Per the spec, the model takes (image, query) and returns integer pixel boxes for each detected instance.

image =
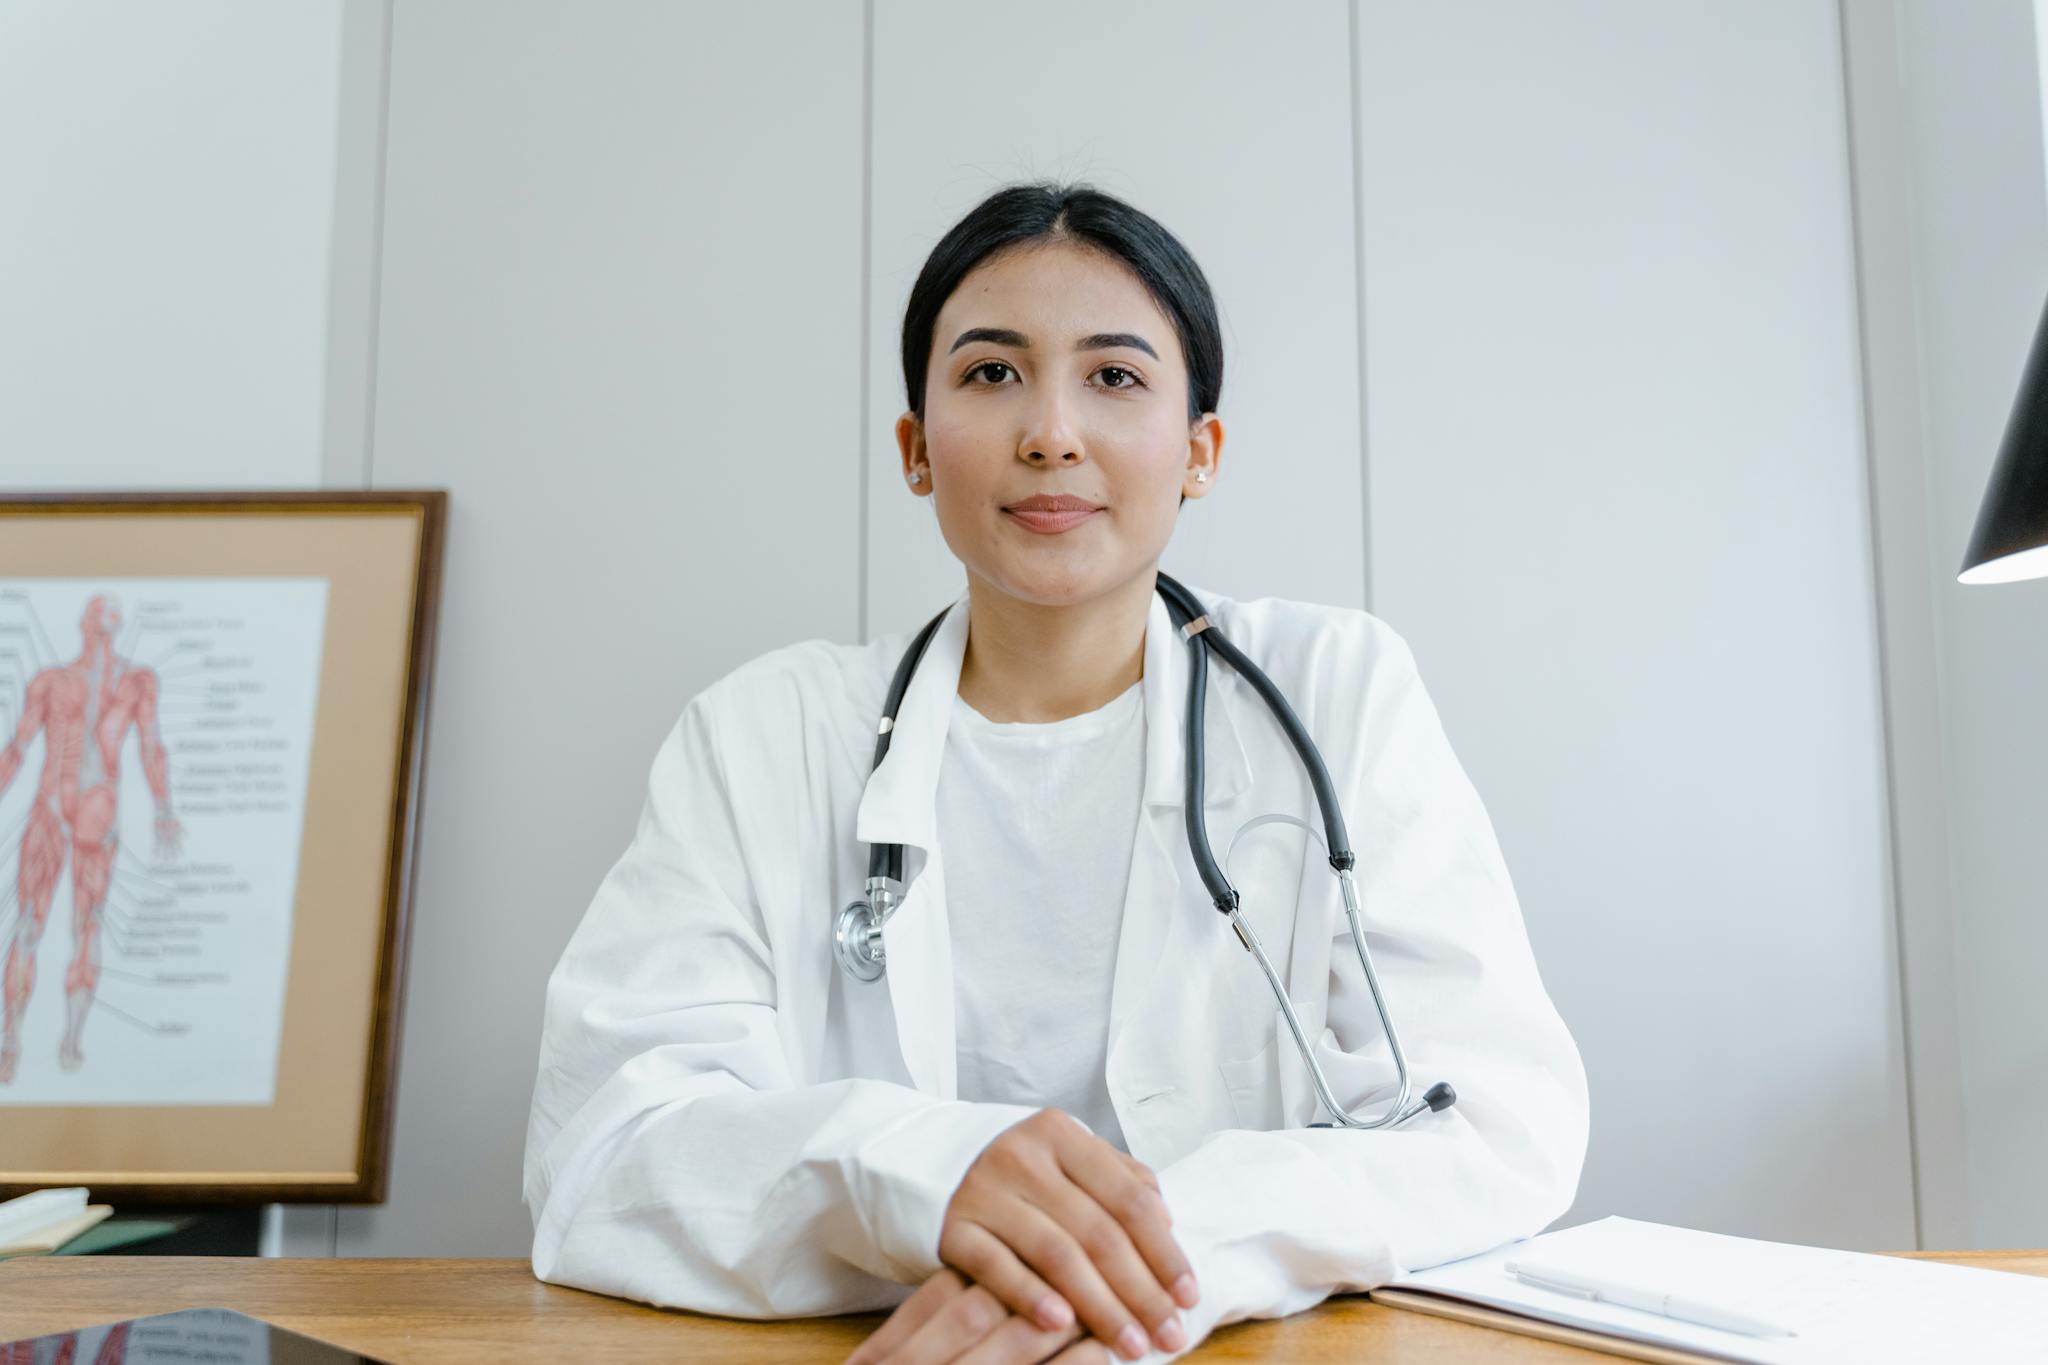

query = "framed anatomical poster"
[0,491,445,1203]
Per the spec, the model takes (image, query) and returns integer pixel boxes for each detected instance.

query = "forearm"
[1132,1049,1588,1360]
[526,1029,1041,1317]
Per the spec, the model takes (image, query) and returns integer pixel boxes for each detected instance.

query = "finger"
[940,1217,1075,1332]
[1116,1152,1161,1194]
[1047,1339,1116,1364]
[880,1283,1007,1365]
[844,1270,964,1365]
[1008,1190,1171,1362]
[953,1310,1085,1365]
[846,1276,956,1365]
[999,1195,1163,1358]
[1114,1154,1169,1223]
[1062,1141,1199,1311]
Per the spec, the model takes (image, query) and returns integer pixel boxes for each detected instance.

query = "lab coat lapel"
[854,588,971,1099]
[1107,587,1254,1058]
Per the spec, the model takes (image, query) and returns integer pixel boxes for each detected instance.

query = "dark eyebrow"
[948,327,1159,361]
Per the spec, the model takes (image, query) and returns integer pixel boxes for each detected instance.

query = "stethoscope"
[833,572,1457,1130]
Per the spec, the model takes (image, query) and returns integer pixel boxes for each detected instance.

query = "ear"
[896,411,930,496]
[1182,411,1224,502]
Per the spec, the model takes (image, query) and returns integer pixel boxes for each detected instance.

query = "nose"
[1019,383,1082,469]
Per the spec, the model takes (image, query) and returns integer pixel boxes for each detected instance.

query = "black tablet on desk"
[0,1307,394,1364]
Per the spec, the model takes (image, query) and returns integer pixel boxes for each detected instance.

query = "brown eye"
[1098,365,1145,390]
[966,360,1014,384]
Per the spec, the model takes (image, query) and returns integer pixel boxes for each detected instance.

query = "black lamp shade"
[1960,288,2048,584]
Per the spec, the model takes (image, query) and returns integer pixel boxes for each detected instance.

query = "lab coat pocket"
[1216,1029,1282,1131]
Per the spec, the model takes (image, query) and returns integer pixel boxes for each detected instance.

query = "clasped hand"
[845,1109,1200,1365]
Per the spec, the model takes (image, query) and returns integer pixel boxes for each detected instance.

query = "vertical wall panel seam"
[1836,0,1933,1250]
[1788,0,1978,1255]
[299,0,396,1254]
[338,0,394,1253]
[858,0,875,645]
[361,0,394,491]
[1347,0,1373,612]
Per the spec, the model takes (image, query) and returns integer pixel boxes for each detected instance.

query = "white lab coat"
[522,582,1589,1358]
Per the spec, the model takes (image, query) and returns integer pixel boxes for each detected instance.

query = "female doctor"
[522,181,1590,1365]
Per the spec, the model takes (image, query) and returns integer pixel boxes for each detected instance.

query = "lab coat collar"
[853,581,1254,857]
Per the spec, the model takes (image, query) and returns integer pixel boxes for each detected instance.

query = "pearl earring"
[1194,470,1208,483]
[910,469,924,484]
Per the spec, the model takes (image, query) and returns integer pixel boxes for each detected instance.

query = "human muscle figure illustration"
[0,595,182,1083]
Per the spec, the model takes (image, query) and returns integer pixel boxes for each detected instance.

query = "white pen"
[1502,1259,1799,1340]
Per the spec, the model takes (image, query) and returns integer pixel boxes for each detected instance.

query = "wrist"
[852,1099,1042,1283]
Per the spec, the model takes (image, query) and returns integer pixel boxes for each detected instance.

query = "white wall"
[0,1,346,489]
[314,0,1930,1256]
[1890,0,2048,1250]
[8,0,2046,1260]
[332,0,869,1257]
[1356,1,1914,1249]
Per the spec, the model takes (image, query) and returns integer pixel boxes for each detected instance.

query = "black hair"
[900,181,1223,507]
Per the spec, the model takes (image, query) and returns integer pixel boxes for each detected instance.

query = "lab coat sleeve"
[522,687,1043,1318]
[1143,615,1590,1360]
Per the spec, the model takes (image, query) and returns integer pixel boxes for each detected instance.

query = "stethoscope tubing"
[837,573,1455,1130]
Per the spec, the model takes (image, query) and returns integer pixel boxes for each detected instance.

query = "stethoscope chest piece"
[834,897,886,981]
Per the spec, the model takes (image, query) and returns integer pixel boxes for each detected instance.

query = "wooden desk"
[2,1250,2043,1362]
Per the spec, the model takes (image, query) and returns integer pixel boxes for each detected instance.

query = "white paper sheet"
[0,578,327,1104]
[1387,1215,2048,1363]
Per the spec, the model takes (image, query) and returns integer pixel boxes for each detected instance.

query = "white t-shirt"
[938,677,1145,1153]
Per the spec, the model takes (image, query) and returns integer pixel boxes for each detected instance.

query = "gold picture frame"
[0,491,446,1203]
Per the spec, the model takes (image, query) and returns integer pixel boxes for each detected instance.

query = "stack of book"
[0,1187,114,1258]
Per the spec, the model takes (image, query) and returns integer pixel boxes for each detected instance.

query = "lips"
[1002,493,1103,535]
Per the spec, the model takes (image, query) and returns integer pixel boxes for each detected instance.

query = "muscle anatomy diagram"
[0,594,181,1082]
[0,579,328,1105]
